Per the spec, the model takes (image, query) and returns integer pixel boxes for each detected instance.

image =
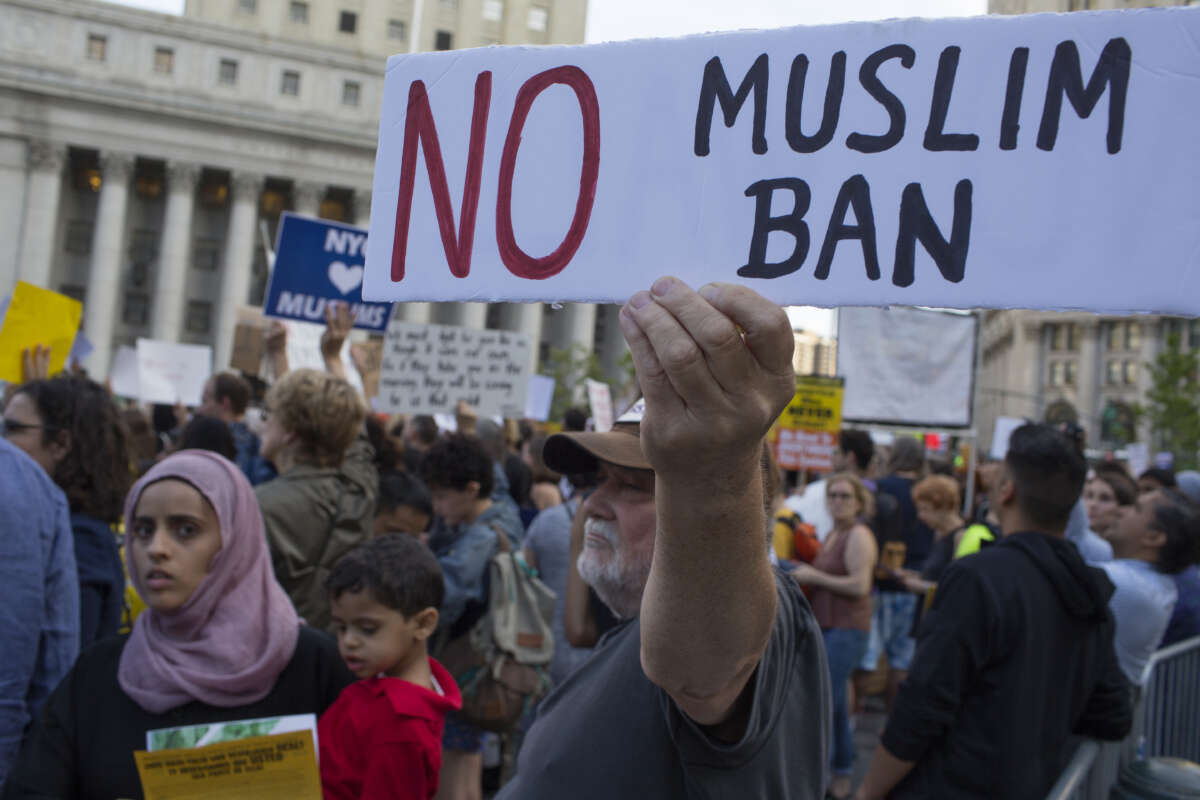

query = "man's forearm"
[855,742,916,800]
[639,457,776,714]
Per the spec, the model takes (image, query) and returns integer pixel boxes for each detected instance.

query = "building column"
[436,302,487,329]
[394,303,433,325]
[151,161,200,342]
[0,138,30,296]
[353,188,371,228]
[1077,321,1100,438]
[82,152,135,377]
[497,302,544,372]
[214,172,262,371]
[562,302,597,355]
[17,140,66,289]
[294,180,321,218]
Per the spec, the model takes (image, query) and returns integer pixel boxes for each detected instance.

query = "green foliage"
[541,344,637,423]
[1138,333,1200,469]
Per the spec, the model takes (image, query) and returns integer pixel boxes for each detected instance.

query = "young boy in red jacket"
[319,534,462,800]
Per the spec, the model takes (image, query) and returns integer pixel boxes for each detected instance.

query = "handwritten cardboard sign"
[376,321,531,417]
[136,339,213,406]
[364,8,1200,314]
[265,213,393,332]
[133,730,320,800]
[0,282,82,383]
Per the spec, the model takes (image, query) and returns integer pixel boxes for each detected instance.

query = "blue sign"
[263,213,392,332]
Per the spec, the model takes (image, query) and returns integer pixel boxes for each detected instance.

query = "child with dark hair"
[376,471,434,540]
[319,534,462,800]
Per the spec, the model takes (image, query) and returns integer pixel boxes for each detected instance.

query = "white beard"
[576,517,651,620]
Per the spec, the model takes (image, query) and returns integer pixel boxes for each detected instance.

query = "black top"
[875,475,936,570]
[882,533,1133,799]
[69,513,125,650]
[497,568,831,799]
[3,626,353,800]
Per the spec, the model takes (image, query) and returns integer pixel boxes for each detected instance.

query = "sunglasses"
[1,419,56,437]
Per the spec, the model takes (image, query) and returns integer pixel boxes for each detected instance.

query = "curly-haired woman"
[3,376,132,648]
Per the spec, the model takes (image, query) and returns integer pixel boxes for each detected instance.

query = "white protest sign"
[136,339,212,406]
[990,415,1026,460]
[281,320,366,397]
[109,345,140,399]
[838,306,976,427]
[377,321,532,417]
[525,374,556,421]
[1125,441,1149,477]
[364,8,1200,314]
[586,379,614,432]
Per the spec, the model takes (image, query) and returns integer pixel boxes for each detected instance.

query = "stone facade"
[0,0,611,384]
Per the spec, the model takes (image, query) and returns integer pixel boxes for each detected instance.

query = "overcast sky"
[102,0,985,335]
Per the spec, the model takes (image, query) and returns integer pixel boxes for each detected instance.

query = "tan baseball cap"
[542,399,651,473]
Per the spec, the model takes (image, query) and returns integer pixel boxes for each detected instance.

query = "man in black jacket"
[856,424,1132,800]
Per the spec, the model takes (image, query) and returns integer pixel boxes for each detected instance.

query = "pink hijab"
[118,450,300,713]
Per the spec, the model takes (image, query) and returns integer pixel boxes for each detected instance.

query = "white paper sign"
[136,339,212,406]
[365,8,1200,314]
[281,320,366,396]
[990,415,1027,460]
[109,345,140,399]
[1125,442,1149,478]
[586,379,614,432]
[376,322,532,417]
[838,307,976,427]
[525,374,556,421]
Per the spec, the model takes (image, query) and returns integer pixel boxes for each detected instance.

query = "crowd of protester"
[1,283,1199,799]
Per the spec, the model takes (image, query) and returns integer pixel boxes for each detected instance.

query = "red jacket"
[319,658,462,800]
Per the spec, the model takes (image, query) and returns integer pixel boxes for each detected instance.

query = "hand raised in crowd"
[321,301,353,379]
[21,344,51,382]
[455,399,478,436]
[618,277,795,480]
[264,320,289,380]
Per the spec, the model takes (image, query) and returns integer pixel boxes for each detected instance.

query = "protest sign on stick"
[0,282,82,383]
[376,321,531,417]
[364,8,1200,315]
[586,379,614,432]
[264,213,393,332]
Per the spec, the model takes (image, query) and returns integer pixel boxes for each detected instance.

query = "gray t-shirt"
[498,568,830,799]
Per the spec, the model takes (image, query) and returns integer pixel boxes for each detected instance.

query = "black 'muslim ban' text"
[694,37,1131,286]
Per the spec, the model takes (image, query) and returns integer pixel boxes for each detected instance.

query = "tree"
[1138,333,1200,470]
[541,344,636,424]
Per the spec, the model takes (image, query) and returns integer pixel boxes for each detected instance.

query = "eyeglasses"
[1,419,56,437]
[827,492,855,501]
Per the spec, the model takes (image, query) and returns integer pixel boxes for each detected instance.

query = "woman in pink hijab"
[3,450,353,799]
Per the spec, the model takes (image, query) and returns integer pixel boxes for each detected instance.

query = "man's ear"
[999,477,1017,508]
[1143,526,1167,552]
[412,607,439,641]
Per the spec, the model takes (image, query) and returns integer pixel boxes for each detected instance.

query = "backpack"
[777,511,820,564]
[436,530,556,732]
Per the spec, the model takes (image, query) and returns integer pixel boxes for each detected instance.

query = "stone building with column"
[1,0,620,385]
[976,0,1197,455]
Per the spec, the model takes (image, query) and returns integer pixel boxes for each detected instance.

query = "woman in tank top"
[791,473,878,799]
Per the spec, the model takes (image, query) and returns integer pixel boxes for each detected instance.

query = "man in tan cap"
[496,277,830,799]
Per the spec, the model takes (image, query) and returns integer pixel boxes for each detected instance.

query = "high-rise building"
[792,330,837,378]
[0,0,607,382]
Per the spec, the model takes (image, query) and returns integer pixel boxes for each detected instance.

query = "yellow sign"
[778,376,844,435]
[0,281,83,383]
[133,730,321,800]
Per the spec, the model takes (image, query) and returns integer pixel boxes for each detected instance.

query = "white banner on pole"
[837,306,976,427]
[586,379,614,432]
[364,8,1200,313]
[376,321,532,417]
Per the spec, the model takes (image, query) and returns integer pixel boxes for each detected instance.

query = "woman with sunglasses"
[790,473,879,800]
[3,450,353,798]
[3,376,131,648]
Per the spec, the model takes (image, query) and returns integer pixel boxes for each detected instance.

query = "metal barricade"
[1138,634,1200,764]
[1045,635,1200,800]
